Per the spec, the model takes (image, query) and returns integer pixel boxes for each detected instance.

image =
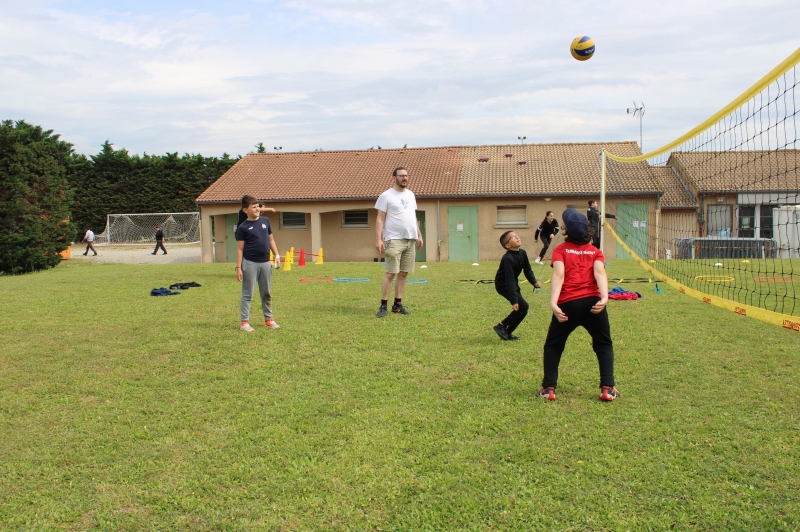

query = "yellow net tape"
[606,47,800,163]
[605,223,800,332]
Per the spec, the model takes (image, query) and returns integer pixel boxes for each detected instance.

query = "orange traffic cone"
[298,248,306,266]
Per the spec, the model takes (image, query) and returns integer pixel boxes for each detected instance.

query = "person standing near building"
[152,226,167,255]
[534,211,559,264]
[82,227,97,256]
[587,200,616,249]
[374,167,423,317]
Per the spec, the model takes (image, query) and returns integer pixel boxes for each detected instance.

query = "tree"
[255,142,266,153]
[0,120,74,274]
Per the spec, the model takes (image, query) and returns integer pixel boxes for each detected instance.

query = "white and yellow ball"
[570,36,595,61]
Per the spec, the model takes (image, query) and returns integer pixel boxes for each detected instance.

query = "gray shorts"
[384,239,416,274]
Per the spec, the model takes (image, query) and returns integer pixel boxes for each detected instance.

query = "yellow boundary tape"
[694,275,735,283]
[606,47,800,163]
[605,223,800,332]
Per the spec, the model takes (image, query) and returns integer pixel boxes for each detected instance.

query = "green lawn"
[1,259,799,531]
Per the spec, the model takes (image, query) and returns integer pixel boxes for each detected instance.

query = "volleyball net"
[600,47,800,329]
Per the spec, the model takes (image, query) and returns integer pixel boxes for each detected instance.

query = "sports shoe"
[240,322,255,332]
[507,333,520,341]
[265,318,280,329]
[600,386,619,401]
[538,386,556,401]
[493,323,509,340]
[534,257,542,264]
[392,304,410,315]
[376,305,388,318]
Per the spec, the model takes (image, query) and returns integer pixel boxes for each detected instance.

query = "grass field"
[1,259,799,531]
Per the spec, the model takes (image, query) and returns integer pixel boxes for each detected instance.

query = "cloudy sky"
[1,0,798,157]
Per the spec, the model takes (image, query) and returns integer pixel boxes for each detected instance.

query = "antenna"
[626,102,645,153]
[517,136,526,145]
[273,146,283,152]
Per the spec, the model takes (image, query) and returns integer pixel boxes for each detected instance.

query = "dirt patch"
[69,243,201,265]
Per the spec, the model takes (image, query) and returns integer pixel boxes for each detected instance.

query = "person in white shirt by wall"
[82,228,97,256]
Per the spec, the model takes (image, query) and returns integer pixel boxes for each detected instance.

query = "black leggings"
[542,296,615,388]
[538,236,552,259]
[496,289,529,335]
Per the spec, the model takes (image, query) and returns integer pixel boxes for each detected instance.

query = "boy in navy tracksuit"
[493,230,542,340]
[235,195,282,332]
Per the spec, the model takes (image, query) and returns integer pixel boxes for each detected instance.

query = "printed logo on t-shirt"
[564,249,596,256]
[262,224,266,229]
[400,199,409,209]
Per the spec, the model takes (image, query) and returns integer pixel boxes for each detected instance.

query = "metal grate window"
[496,205,527,226]
[280,212,307,230]
[342,210,369,228]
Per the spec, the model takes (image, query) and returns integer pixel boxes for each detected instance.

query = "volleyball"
[570,36,595,61]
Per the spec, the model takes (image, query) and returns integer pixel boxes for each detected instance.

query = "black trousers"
[83,242,96,255]
[542,296,615,388]
[496,288,529,334]
[153,241,167,254]
[538,236,552,259]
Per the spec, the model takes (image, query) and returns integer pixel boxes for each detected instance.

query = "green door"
[415,210,427,262]
[448,206,479,262]
[225,213,239,263]
[615,203,649,260]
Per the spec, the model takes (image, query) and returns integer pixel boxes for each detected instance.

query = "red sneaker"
[538,386,556,401]
[265,318,280,329]
[600,386,619,401]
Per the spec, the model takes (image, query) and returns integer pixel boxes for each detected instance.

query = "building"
[195,142,663,263]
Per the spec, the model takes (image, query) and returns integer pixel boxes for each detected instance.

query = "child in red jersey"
[538,208,619,402]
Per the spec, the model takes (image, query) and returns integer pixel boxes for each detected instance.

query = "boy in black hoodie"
[493,231,542,340]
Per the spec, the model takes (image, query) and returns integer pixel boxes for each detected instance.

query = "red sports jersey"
[550,241,605,304]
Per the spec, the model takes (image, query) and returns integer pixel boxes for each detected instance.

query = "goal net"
[95,212,201,245]
[597,47,800,329]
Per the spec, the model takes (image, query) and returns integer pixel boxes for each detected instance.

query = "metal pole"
[600,149,607,250]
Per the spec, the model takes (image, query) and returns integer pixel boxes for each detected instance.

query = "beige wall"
[199,196,660,263]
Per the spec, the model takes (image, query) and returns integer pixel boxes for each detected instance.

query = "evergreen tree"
[0,120,74,274]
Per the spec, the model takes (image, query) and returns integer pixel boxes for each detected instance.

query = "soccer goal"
[95,212,201,245]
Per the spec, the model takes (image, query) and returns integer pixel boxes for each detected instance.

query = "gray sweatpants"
[240,258,273,323]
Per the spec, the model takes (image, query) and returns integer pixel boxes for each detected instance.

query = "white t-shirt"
[84,230,95,242]
[375,188,418,240]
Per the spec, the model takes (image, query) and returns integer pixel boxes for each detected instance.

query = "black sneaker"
[392,304,410,315]
[538,386,557,401]
[507,333,520,341]
[376,305,388,318]
[493,323,509,340]
[600,386,620,401]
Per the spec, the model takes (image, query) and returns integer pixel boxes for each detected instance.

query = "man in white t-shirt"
[82,227,97,256]
[374,166,423,317]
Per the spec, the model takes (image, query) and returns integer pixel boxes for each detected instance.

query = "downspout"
[655,191,661,259]
[437,200,441,262]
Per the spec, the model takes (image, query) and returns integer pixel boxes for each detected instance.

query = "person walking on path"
[152,226,167,255]
[82,227,97,256]
[493,231,542,341]
[374,166,423,317]
[235,195,281,332]
[539,208,619,402]
[534,211,560,264]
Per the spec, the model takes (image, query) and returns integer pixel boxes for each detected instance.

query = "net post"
[600,149,607,250]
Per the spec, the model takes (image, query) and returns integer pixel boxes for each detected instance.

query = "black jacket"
[587,207,616,229]
[494,249,537,304]
[535,219,560,241]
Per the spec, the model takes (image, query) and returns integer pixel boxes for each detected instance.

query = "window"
[760,204,775,239]
[280,212,307,230]
[342,210,369,228]
[737,205,755,238]
[707,204,732,237]
[496,205,527,227]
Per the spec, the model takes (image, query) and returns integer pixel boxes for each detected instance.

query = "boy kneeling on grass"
[539,208,619,402]
[236,195,282,333]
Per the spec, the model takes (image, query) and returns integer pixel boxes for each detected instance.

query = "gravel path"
[69,243,202,264]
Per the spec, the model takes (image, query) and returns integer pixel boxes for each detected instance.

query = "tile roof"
[196,142,660,204]
[669,150,800,193]
[650,166,697,208]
